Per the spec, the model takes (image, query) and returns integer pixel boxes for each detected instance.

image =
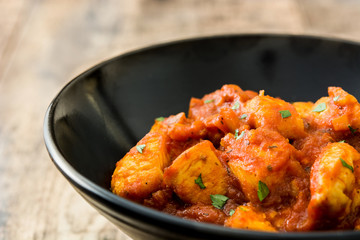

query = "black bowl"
[44,34,360,240]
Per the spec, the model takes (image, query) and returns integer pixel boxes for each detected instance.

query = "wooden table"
[1,0,360,239]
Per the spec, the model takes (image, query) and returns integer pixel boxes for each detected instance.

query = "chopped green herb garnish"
[279,110,291,118]
[240,114,248,119]
[235,130,245,140]
[234,129,239,139]
[232,101,240,110]
[257,181,270,202]
[210,194,229,209]
[155,117,165,122]
[334,95,340,101]
[204,99,214,104]
[229,209,235,216]
[348,125,357,135]
[312,102,327,113]
[136,144,146,154]
[268,145,277,149]
[239,131,245,138]
[239,206,248,212]
[340,158,354,173]
[338,140,346,143]
[195,174,206,189]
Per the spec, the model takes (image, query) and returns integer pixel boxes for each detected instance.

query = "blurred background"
[1,0,360,239]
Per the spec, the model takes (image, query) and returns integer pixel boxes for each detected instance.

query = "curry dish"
[111,85,360,231]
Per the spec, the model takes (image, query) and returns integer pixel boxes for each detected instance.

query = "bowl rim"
[44,33,360,238]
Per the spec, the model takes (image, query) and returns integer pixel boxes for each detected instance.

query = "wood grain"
[1,0,360,239]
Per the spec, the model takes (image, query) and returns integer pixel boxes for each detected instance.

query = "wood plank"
[0,1,133,239]
[0,0,34,83]
[297,0,360,40]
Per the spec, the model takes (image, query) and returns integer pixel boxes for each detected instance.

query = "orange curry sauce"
[111,85,360,232]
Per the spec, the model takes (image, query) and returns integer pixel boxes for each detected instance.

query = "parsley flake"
[240,114,247,119]
[237,131,245,140]
[195,174,206,189]
[239,206,248,212]
[340,158,354,173]
[348,125,357,135]
[210,194,229,209]
[257,181,270,202]
[155,117,165,122]
[235,130,245,140]
[232,101,240,110]
[338,140,345,143]
[334,95,341,101]
[136,144,146,154]
[204,99,214,104]
[234,129,239,139]
[312,102,327,113]
[229,209,235,216]
[279,110,291,118]
[268,145,277,149]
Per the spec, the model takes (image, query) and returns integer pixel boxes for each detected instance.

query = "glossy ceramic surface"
[44,34,360,239]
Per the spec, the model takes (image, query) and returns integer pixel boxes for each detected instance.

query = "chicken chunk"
[292,101,314,120]
[203,107,249,134]
[163,140,228,205]
[307,142,360,228]
[310,87,360,132]
[222,127,304,204]
[161,112,206,141]
[188,84,250,121]
[111,130,170,201]
[225,205,276,231]
[244,94,306,139]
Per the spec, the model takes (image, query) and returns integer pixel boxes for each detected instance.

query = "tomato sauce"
[112,85,360,231]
